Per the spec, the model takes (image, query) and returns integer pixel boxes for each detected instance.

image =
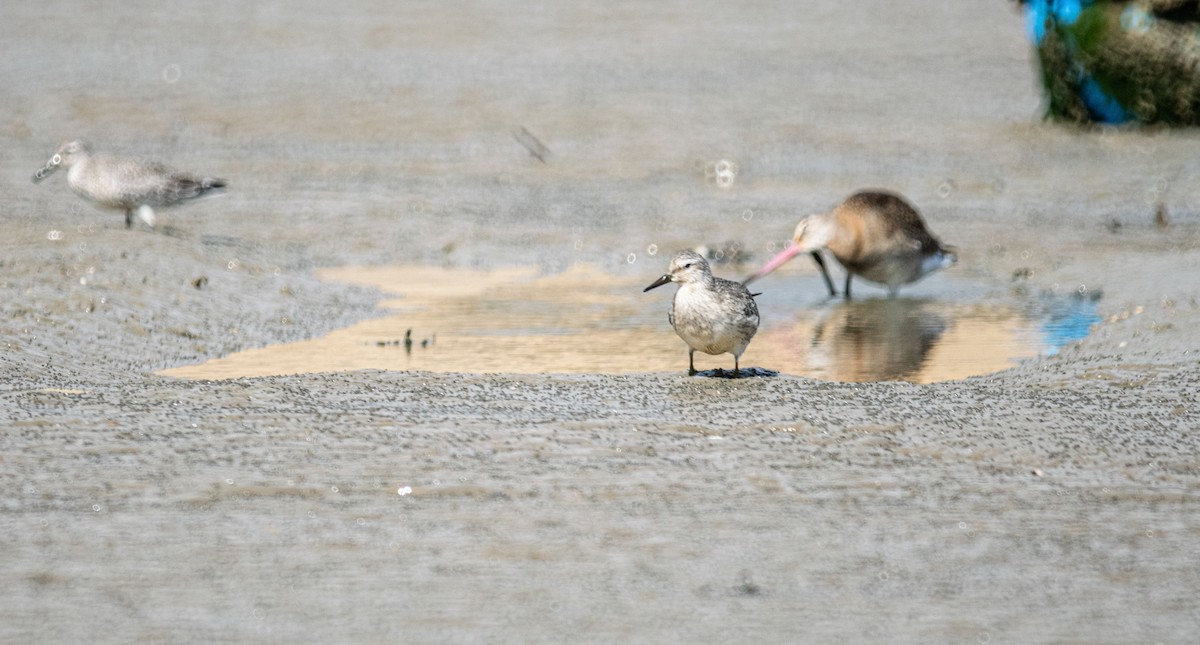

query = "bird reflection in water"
[806,298,948,382]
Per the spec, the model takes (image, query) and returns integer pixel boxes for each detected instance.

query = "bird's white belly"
[672,295,740,355]
[676,322,736,355]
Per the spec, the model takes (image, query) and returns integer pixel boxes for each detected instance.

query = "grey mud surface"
[3,1,1200,642]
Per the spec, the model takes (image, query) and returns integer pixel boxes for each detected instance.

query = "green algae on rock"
[1023,0,1200,125]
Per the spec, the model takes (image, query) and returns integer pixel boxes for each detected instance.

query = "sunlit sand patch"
[157,265,1094,382]
[159,264,689,378]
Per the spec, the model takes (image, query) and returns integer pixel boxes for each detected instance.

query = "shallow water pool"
[158,264,1098,382]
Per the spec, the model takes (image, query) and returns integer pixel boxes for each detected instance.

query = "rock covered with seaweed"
[1020,0,1200,125]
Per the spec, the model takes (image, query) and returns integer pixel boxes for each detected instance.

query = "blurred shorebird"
[32,140,227,229]
[744,190,956,298]
[644,250,760,377]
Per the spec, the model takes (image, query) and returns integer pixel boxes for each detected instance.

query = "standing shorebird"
[32,140,227,229]
[744,190,956,298]
[644,250,760,377]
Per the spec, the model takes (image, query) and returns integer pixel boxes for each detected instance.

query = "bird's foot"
[136,205,157,228]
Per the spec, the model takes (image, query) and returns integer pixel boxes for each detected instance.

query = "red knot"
[33,140,227,229]
[645,250,760,377]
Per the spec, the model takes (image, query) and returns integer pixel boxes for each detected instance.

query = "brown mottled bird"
[744,190,956,298]
[33,140,227,229]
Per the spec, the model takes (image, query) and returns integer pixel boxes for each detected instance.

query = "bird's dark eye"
[681,263,692,269]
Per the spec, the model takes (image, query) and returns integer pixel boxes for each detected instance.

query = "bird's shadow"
[693,367,779,379]
[159,225,193,239]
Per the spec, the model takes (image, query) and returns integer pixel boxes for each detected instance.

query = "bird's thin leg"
[843,273,853,299]
[733,356,741,378]
[810,251,837,297]
[688,349,696,376]
[125,209,133,229]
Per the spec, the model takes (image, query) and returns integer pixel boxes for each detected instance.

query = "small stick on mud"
[512,126,551,163]
[1155,202,1170,229]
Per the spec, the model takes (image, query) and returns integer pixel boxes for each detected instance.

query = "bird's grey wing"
[744,298,759,320]
[105,157,220,205]
[714,277,759,317]
[157,174,209,202]
[714,277,760,332]
[98,157,180,204]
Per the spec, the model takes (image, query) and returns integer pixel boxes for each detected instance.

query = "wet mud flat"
[4,0,1200,642]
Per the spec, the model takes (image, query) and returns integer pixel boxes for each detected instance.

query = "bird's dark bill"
[32,157,60,183]
[643,274,672,292]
